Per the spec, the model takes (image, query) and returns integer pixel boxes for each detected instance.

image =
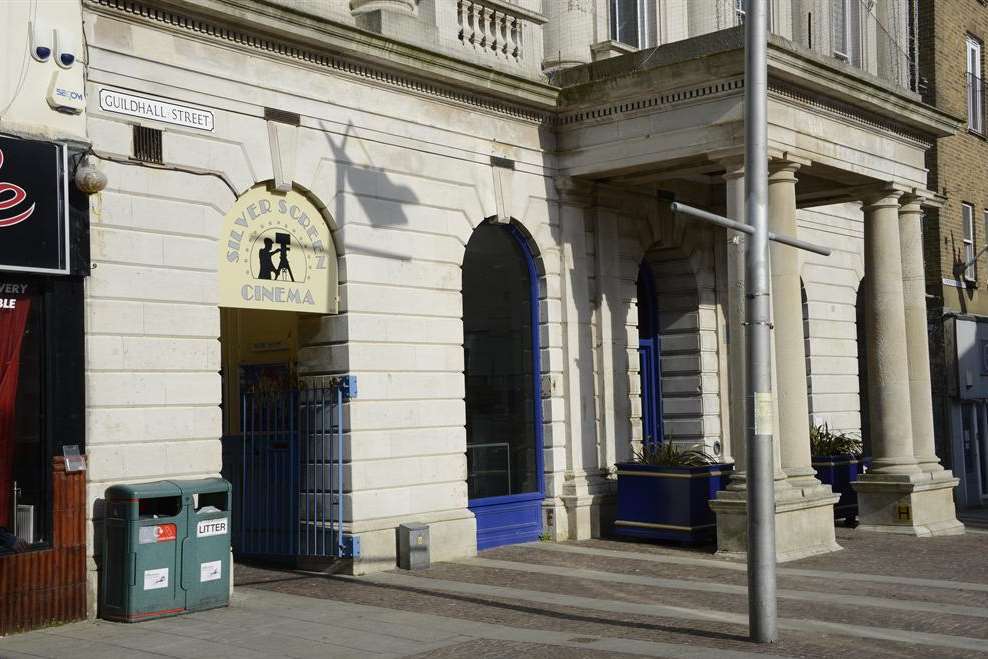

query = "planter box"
[812,455,871,522]
[613,462,733,544]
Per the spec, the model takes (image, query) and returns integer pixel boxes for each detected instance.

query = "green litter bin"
[100,478,232,622]
[175,478,232,613]
[101,481,187,622]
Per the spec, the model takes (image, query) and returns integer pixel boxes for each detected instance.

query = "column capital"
[720,157,746,181]
[898,196,925,214]
[768,150,811,168]
[861,187,904,209]
[554,176,595,207]
[351,0,415,15]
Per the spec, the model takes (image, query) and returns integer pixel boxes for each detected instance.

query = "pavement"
[2,526,988,658]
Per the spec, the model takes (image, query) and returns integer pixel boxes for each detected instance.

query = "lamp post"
[743,0,778,644]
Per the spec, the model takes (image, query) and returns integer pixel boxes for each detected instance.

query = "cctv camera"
[30,21,52,62]
[54,29,77,68]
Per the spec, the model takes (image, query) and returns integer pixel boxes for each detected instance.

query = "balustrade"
[457,0,526,63]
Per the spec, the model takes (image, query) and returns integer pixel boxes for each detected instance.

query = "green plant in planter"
[633,442,719,467]
[809,423,862,457]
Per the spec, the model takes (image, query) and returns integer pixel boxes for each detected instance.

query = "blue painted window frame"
[466,223,544,528]
[637,261,664,447]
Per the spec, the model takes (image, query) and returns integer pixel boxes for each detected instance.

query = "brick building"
[919,0,988,508]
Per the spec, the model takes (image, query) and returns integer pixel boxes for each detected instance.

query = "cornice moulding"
[85,0,559,115]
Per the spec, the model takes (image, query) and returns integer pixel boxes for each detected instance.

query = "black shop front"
[0,134,89,633]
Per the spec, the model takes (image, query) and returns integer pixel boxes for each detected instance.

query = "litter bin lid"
[172,478,231,496]
[105,480,183,501]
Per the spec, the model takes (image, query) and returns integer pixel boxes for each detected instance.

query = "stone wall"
[82,2,562,590]
[798,203,867,437]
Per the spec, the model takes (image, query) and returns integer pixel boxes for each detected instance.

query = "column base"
[853,470,965,536]
[709,485,841,562]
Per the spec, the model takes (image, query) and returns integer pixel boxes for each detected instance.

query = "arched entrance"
[217,184,349,560]
[463,222,543,550]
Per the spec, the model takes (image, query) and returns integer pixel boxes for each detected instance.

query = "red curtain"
[0,297,31,530]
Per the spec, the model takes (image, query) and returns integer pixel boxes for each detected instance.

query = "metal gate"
[221,376,358,560]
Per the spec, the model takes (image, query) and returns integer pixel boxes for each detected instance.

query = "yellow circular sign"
[219,186,338,313]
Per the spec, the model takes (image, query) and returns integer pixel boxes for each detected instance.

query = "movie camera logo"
[226,197,329,306]
[0,149,36,229]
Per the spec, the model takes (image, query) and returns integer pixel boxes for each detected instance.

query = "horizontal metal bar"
[670,202,754,235]
[670,202,832,257]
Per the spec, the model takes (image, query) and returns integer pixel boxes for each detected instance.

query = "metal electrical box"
[398,523,430,570]
[952,316,988,400]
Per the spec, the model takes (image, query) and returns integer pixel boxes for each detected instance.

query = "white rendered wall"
[82,6,568,587]
[798,203,866,436]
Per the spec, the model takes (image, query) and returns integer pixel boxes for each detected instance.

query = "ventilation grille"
[264,107,300,126]
[133,126,163,164]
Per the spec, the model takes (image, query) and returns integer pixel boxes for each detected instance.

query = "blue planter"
[613,462,733,544]
[812,455,871,522]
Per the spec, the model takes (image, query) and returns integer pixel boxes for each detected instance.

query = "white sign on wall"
[98,88,214,131]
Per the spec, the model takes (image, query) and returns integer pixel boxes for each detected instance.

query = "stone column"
[854,189,963,536]
[767,161,819,488]
[710,157,839,562]
[898,197,943,473]
[723,160,748,487]
[863,191,920,476]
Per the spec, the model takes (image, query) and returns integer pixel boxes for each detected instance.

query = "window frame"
[964,202,977,282]
[968,35,984,134]
[831,0,851,61]
[610,0,650,49]
[1,275,85,553]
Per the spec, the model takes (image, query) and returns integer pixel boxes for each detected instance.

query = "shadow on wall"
[323,120,415,230]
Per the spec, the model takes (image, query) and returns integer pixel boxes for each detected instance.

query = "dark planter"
[613,462,733,544]
[812,455,871,522]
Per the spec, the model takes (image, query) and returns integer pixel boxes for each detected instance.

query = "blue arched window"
[463,223,543,549]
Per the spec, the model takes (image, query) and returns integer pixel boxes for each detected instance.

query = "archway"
[637,260,663,446]
[217,183,342,560]
[463,221,543,550]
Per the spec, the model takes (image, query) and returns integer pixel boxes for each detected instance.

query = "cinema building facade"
[0,0,968,626]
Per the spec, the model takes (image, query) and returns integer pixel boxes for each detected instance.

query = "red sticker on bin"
[139,523,177,544]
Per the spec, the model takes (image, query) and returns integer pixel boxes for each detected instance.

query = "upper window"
[736,0,746,26]
[983,209,988,284]
[611,0,647,48]
[831,0,859,64]
[964,203,977,281]
[968,36,984,134]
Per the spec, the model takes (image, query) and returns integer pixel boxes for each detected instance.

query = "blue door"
[638,262,663,446]
[463,223,543,550]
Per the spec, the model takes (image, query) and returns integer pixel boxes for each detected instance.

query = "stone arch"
[631,210,723,457]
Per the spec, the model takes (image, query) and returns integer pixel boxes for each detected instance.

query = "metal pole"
[745,0,778,644]
[669,202,832,257]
